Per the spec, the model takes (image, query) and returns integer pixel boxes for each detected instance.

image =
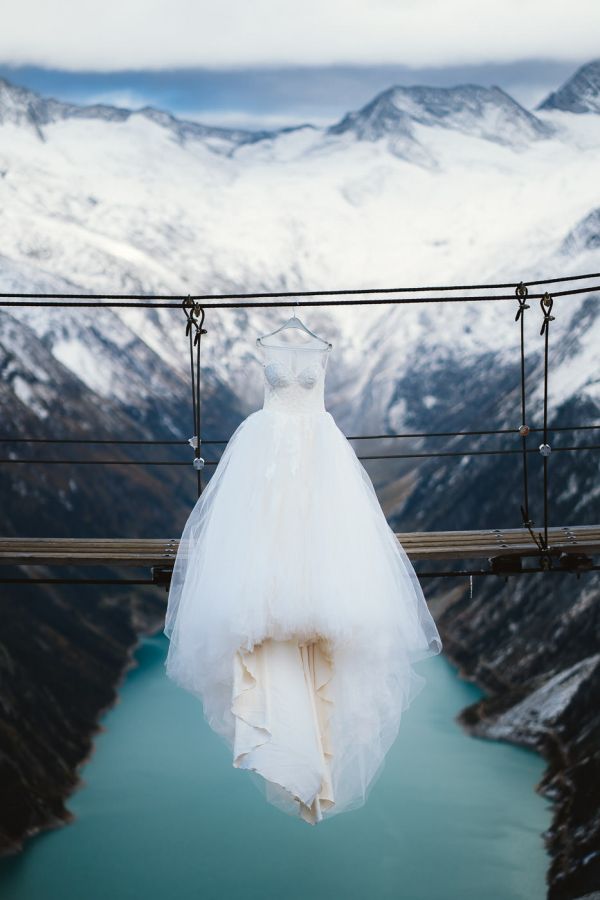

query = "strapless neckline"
[263,361,323,387]
[260,345,329,413]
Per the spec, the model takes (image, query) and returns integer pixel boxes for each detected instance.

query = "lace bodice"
[259,342,330,415]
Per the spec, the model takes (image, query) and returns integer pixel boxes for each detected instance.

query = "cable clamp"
[514,282,530,321]
[182,296,207,343]
[540,292,555,335]
[520,506,534,530]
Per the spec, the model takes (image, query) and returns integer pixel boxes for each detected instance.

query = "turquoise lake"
[0,635,550,900]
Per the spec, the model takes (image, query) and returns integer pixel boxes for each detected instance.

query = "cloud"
[0,0,598,70]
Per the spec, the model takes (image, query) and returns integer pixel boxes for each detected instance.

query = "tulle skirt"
[164,407,442,822]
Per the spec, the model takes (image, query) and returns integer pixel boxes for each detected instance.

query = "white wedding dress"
[164,333,442,824]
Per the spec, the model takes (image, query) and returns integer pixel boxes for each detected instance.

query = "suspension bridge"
[1,272,599,587]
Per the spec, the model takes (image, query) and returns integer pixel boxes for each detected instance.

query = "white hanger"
[256,303,332,349]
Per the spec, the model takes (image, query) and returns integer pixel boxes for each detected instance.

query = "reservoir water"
[0,634,550,900]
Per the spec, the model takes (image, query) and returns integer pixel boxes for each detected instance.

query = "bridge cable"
[183,297,207,497]
[0,274,600,309]
[515,282,533,530]
[538,292,556,564]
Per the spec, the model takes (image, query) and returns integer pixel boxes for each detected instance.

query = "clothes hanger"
[256,303,332,349]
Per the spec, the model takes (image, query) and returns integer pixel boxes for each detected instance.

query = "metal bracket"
[559,552,593,575]
[151,566,173,591]
[489,554,523,576]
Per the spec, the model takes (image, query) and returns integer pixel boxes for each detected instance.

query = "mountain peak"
[537,59,600,114]
[0,76,131,138]
[328,83,552,159]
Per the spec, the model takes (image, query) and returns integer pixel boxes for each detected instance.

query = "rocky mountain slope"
[375,294,600,900]
[0,582,165,853]
[538,59,600,114]
[0,59,599,897]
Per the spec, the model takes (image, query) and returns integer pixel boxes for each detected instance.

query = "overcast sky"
[1,0,598,70]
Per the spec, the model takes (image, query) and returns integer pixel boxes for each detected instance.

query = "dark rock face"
[374,318,600,898]
[0,584,165,855]
[0,313,245,856]
[538,60,600,114]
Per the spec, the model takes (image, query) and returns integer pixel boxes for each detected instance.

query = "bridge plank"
[0,526,598,567]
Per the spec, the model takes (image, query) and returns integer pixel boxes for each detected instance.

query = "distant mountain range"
[2,58,599,155]
[0,58,599,898]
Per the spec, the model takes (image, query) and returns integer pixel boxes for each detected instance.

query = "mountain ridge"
[0,71,559,158]
[0,76,314,153]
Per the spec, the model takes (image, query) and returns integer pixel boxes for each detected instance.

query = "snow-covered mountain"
[0,77,291,154]
[328,83,553,164]
[0,63,599,435]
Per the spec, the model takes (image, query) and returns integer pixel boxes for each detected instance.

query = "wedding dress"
[164,328,442,824]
